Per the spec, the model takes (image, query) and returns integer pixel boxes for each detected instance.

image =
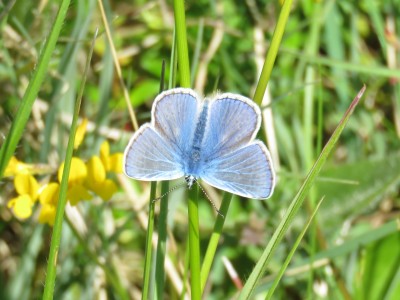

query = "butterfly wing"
[201,93,261,161]
[201,141,275,199]
[152,88,200,156]
[124,88,200,180]
[124,124,184,180]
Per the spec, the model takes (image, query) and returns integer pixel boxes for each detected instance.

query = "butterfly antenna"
[194,179,224,218]
[152,181,187,203]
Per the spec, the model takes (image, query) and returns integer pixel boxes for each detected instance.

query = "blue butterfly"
[123,88,275,199]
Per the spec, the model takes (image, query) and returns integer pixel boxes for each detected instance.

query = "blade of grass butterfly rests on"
[42,29,99,300]
[0,0,71,180]
[238,85,366,299]
[173,0,200,297]
[265,196,325,299]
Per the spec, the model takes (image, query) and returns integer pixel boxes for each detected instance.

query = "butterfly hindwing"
[201,141,275,199]
[123,124,184,181]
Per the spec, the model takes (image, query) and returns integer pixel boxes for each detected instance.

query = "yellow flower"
[57,158,91,205]
[40,183,60,206]
[87,151,120,201]
[37,183,60,226]
[90,179,118,201]
[86,155,111,199]
[74,118,89,149]
[100,141,123,173]
[7,174,39,219]
[7,139,123,224]
[68,185,91,206]
[4,156,32,177]
[7,195,34,219]
[58,157,87,184]
[87,156,106,185]
[38,204,56,226]
[14,173,39,201]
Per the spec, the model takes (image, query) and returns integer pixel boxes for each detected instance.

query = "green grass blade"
[173,0,191,88]
[173,0,199,298]
[191,19,204,87]
[265,197,325,299]
[199,0,293,291]
[155,182,169,299]
[253,0,293,105]
[142,182,157,300]
[258,219,399,290]
[323,2,349,104]
[143,61,169,300]
[297,220,399,266]
[40,0,95,161]
[188,186,201,300]
[169,28,178,90]
[364,0,387,57]
[200,193,233,292]
[301,3,322,296]
[42,29,97,300]
[0,0,71,180]
[5,226,44,300]
[238,85,366,299]
[284,51,400,79]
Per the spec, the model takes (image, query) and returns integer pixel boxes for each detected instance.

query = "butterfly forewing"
[152,88,200,157]
[201,141,275,199]
[201,94,261,161]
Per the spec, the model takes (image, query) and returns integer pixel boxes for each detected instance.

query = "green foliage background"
[0,0,399,299]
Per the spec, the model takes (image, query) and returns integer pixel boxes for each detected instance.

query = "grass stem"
[42,28,97,300]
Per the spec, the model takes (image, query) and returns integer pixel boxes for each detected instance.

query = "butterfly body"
[124,88,275,199]
[184,99,209,177]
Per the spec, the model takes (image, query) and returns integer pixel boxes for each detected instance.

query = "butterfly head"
[184,175,196,189]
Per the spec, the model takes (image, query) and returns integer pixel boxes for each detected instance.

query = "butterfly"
[123,88,275,199]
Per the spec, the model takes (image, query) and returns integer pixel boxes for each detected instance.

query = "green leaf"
[355,232,400,300]
[317,152,400,228]
[130,79,161,107]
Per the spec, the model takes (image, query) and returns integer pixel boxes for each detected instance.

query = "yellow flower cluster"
[6,120,123,226]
